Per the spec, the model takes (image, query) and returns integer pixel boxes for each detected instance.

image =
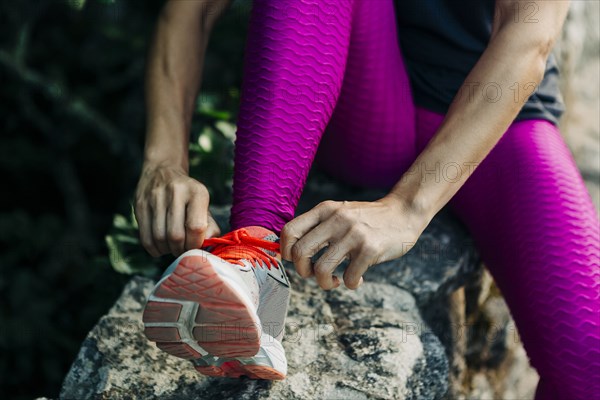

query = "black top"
[395,0,564,125]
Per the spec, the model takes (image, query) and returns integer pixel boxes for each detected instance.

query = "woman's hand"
[134,163,221,258]
[280,196,430,290]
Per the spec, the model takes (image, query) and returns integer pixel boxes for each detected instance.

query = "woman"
[135,0,599,398]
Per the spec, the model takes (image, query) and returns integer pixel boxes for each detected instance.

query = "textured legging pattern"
[231,0,354,231]
[230,0,600,398]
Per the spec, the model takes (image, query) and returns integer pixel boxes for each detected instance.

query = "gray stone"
[556,1,600,214]
[62,169,547,400]
[61,172,487,399]
[60,275,449,400]
[458,270,539,400]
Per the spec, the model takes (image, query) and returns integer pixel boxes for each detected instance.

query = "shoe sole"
[193,336,287,380]
[195,360,285,380]
[142,251,261,358]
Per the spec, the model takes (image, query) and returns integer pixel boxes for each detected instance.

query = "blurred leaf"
[214,120,237,141]
[199,109,231,121]
[106,235,129,273]
[113,234,139,244]
[112,214,130,230]
[129,203,139,229]
[106,208,162,277]
[198,132,213,152]
[67,0,87,11]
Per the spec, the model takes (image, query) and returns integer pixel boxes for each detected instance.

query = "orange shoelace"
[202,228,281,270]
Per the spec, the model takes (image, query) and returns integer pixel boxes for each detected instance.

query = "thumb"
[205,212,221,238]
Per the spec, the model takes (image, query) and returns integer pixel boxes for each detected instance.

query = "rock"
[59,276,448,400]
[59,170,548,399]
[60,172,484,400]
[555,1,600,214]
[459,270,539,400]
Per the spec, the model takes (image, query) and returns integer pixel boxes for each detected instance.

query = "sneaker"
[142,226,291,380]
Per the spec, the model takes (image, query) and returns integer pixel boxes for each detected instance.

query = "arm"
[281,0,570,290]
[135,0,231,257]
[385,0,570,221]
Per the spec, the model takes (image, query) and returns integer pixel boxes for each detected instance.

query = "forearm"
[144,0,230,171]
[387,0,569,222]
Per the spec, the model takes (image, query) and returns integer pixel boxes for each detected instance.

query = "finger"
[291,219,338,278]
[313,240,350,290]
[150,191,170,255]
[280,200,337,261]
[344,241,380,289]
[166,188,186,256]
[136,203,161,258]
[343,252,370,290]
[205,212,221,239]
[185,194,209,250]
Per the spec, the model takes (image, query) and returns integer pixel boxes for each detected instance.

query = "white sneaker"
[142,226,290,380]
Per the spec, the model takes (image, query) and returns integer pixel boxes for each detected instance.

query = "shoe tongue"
[243,226,278,242]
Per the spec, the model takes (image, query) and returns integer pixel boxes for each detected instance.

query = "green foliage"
[106,208,160,277]
[67,0,87,10]
[190,93,238,204]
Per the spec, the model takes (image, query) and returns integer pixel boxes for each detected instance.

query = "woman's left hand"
[280,196,430,290]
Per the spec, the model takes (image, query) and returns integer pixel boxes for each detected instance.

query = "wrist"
[142,151,188,174]
[143,135,189,173]
[143,117,190,172]
[378,191,435,231]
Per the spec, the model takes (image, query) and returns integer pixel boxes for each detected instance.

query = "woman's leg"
[314,0,416,188]
[230,0,355,232]
[231,0,415,232]
[416,108,600,399]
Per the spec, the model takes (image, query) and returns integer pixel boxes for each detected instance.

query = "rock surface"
[60,172,480,400]
[60,275,449,400]
[557,0,600,214]
[59,171,547,400]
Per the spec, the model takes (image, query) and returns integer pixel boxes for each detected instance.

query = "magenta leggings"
[230,1,600,398]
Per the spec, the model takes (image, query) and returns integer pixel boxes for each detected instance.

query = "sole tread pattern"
[195,360,285,380]
[143,254,260,358]
[156,343,201,360]
[142,302,181,323]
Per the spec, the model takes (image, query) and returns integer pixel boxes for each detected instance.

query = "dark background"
[0,0,249,398]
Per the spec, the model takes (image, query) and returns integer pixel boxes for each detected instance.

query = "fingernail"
[333,275,341,288]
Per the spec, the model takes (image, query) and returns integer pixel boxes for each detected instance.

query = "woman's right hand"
[134,163,221,257]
